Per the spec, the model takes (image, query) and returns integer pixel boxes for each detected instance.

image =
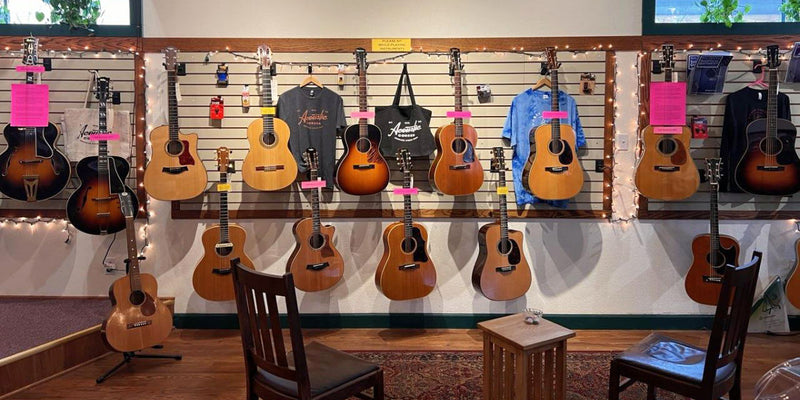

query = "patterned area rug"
[349,351,687,400]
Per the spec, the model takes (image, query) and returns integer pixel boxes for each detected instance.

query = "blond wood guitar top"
[242,117,298,191]
[143,126,208,201]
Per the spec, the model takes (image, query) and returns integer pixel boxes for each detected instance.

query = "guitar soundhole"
[215,244,234,257]
[261,131,276,146]
[165,140,184,156]
[497,239,513,256]
[356,137,372,153]
[401,237,417,254]
[309,233,326,250]
[548,139,565,155]
[759,137,783,156]
[129,290,146,306]
[706,252,727,270]
[656,137,677,156]
[451,137,467,154]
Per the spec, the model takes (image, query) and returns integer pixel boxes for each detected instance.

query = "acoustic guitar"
[634,44,699,201]
[66,77,139,235]
[335,48,390,196]
[192,147,255,302]
[785,239,800,309]
[473,147,532,301]
[286,148,344,292]
[685,159,740,306]
[101,191,172,353]
[143,47,208,201]
[522,47,584,200]
[428,48,484,196]
[734,45,800,196]
[0,36,71,202]
[242,45,298,191]
[376,148,437,301]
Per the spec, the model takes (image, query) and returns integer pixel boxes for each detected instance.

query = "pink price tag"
[446,111,472,118]
[350,111,375,119]
[300,180,327,189]
[10,84,49,127]
[542,111,568,119]
[393,188,418,195]
[650,82,687,126]
[16,65,45,73]
[89,133,121,141]
[653,126,684,135]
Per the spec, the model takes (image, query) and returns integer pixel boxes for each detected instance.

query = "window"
[0,0,141,36]
[644,0,800,35]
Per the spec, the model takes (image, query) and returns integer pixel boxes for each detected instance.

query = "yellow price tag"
[496,186,509,195]
[261,106,276,116]
[217,183,231,192]
[371,38,412,52]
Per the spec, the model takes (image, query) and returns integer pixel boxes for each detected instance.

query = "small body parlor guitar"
[473,147,532,301]
[786,239,800,309]
[376,149,436,301]
[287,148,344,292]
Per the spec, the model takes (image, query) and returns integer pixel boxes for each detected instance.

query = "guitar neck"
[310,168,321,235]
[261,68,274,134]
[219,173,230,243]
[358,68,368,138]
[550,69,561,141]
[454,69,463,137]
[767,68,778,138]
[709,186,720,266]
[124,215,142,292]
[167,70,180,142]
[403,171,412,240]
[498,169,508,242]
[97,97,110,177]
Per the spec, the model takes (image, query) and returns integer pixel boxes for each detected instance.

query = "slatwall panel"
[0,53,137,216]
[167,51,611,219]
[641,51,800,218]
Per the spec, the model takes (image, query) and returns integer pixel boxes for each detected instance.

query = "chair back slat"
[266,293,289,366]
[253,289,276,363]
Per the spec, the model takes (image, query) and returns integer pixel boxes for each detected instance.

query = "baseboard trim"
[173,313,800,331]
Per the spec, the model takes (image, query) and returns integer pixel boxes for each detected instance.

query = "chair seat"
[256,341,380,397]
[614,333,736,385]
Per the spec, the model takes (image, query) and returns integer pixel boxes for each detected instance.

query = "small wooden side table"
[478,313,575,400]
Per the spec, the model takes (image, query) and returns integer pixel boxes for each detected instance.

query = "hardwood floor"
[4,329,799,400]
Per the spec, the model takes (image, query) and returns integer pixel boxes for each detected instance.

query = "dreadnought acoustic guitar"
[685,159,740,306]
[786,239,800,309]
[287,148,344,292]
[734,45,800,196]
[428,48,484,196]
[634,44,699,201]
[0,36,71,202]
[192,147,255,302]
[66,77,139,235]
[102,192,172,353]
[376,149,437,301]
[242,45,297,191]
[473,147,532,301]
[336,48,390,196]
[143,47,208,200]
[523,47,584,200]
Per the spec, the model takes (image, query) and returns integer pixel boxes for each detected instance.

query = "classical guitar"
[634,44,699,201]
[428,48,484,196]
[242,45,297,191]
[101,192,172,353]
[287,148,344,292]
[473,147,532,301]
[685,159,740,306]
[66,77,139,235]
[143,47,208,200]
[192,147,255,302]
[522,47,584,200]
[376,149,437,300]
[785,239,800,309]
[734,45,800,196]
[0,36,71,202]
[335,48,390,196]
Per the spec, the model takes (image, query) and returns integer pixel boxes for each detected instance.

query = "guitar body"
[287,218,344,292]
[685,233,740,306]
[786,239,800,309]
[376,222,436,301]
[0,123,70,201]
[734,119,800,196]
[634,125,699,200]
[192,224,254,302]
[335,124,390,195]
[242,117,297,191]
[66,156,138,235]
[143,126,207,200]
[472,223,531,301]
[102,273,173,353]
[428,123,484,195]
[523,124,584,200]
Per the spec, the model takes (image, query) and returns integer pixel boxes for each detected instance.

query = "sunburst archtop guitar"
[143,47,208,200]
[242,45,298,191]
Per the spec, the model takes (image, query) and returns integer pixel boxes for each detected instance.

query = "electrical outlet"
[617,134,629,151]
[103,257,118,274]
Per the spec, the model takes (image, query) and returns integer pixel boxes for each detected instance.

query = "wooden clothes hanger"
[299,64,323,88]
[531,76,551,91]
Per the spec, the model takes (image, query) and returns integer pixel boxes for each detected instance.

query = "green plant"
[782,0,800,22]
[35,0,101,31]
[0,6,9,24]
[696,0,752,27]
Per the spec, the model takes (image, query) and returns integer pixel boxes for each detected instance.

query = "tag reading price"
[300,180,327,190]
[261,106,276,116]
[392,188,419,195]
[496,186,509,195]
[217,183,231,192]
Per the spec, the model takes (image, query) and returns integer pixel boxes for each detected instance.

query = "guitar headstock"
[118,192,135,218]
[216,147,234,173]
[449,48,462,75]
[705,158,722,187]
[355,48,368,73]
[544,47,560,72]
[22,36,39,66]
[766,45,781,70]
[95,77,111,101]
[257,45,272,71]
[491,147,506,172]
[163,47,179,72]
[661,44,675,70]
[303,148,319,174]
[396,148,412,173]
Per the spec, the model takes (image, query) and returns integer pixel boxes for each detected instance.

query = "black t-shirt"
[719,87,791,192]
[277,86,347,188]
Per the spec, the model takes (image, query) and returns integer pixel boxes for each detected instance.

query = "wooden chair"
[609,251,762,400]
[231,258,384,400]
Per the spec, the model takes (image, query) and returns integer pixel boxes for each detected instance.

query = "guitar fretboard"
[261,68,274,136]
[167,70,180,142]
[358,66,368,138]
[767,68,778,139]
[97,95,110,177]
[309,167,321,236]
[498,168,508,242]
[403,171,412,240]
[709,185,719,268]
[454,69,463,138]
[550,69,561,142]
[124,216,142,293]
[219,172,230,243]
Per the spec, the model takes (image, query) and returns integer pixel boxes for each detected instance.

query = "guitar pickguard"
[178,140,196,165]
[411,227,429,263]
[557,141,574,166]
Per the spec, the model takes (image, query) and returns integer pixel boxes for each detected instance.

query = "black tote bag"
[375,64,435,157]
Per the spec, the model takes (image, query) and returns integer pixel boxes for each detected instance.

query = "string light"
[0,217,72,243]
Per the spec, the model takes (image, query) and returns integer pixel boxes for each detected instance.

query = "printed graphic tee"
[277,86,347,188]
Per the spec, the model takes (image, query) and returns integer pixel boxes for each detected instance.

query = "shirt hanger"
[299,63,323,88]
[747,68,767,89]
[531,77,551,91]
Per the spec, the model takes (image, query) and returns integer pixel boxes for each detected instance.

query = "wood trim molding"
[602,51,616,216]
[641,35,800,52]
[0,36,139,52]
[171,209,607,220]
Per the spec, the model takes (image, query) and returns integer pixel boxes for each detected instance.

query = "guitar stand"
[96,345,182,384]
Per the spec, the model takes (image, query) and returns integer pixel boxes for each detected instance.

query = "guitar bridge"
[22,176,39,202]
[92,196,117,202]
[126,320,153,329]
[654,166,679,172]
[19,159,44,164]
[449,164,471,170]
[398,263,420,271]
[255,165,285,172]
[545,166,568,173]
[495,265,517,273]
[353,164,375,170]
[702,276,723,284]
[757,165,785,171]
[307,262,330,271]
[162,166,189,174]
[212,268,232,275]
